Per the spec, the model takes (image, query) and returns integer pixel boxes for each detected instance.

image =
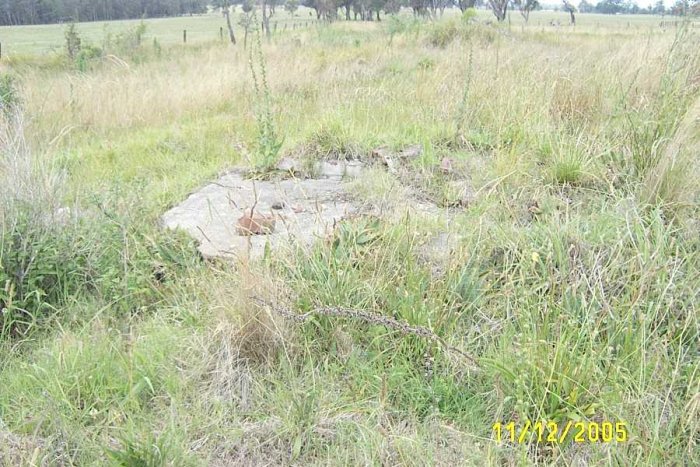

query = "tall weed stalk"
[248,10,283,172]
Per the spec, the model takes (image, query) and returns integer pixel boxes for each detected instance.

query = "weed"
[107,432,174,467]
[455,44,474,137]
[247,10,283,173]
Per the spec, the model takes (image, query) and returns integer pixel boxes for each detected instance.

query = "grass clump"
[302,118,365,161]
[539,135,594,186]
[425,15,496,48]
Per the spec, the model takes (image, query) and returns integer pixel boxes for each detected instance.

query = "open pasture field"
[0,8,318,56]
[0,7,699,466]
[0,9,695,56]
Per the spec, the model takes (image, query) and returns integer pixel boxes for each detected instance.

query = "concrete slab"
[162,171,362,260]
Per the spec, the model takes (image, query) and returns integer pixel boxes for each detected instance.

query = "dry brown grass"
[19,27,681,150]
[205,262,296,366]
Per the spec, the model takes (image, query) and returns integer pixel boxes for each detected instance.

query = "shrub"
[76,45,103,72]
[102,21,149,62]
[0,74,21,117]
[385,15,422,45]
[427,19,461,48]
[425,18,497,48]
[64,23,82,59]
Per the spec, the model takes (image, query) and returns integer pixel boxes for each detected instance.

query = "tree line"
[0,0,208,26]
[579,0,700,16]
[300,0,698,22]
[1,0,698,26]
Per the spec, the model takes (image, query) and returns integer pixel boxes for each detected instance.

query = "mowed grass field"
[0,7,699,466]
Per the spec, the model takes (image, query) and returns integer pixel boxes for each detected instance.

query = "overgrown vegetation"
[0,10,698,466]
[0,74,197,341]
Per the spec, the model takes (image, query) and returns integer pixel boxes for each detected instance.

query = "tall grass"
[0,105,64,221]
[0,88,70,337]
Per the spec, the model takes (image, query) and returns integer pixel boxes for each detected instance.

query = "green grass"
[0,9,694,57]
[1,10,699,466]
[0,8,320,56]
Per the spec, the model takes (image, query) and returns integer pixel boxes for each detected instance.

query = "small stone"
[271,201,285,210]
[440,157,453,174]
[236,213,276,236]
[344,161,364,178]
[371,147,396,174]
[318,160,345,178]
[399,144,422,160]
[276,157,299,173]
[371,146,391,160]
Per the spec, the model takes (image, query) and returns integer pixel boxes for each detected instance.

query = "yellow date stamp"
[492,421,628,444]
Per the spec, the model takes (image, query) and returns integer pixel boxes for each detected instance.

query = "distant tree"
[0,0,208,25]
[513,0,539,22]
[669,0,696,14]
[260,0,275,37]
[653,0,666,14]
[304,0,337,20]
[285,0,300,15]
[430,0,451,17]
[239,2,255,47]
[488,0,508,21]
[352,0,386,21]
[457,0,478,12]
[268,0,284,15]
[409,0,430,17]
[372,0,388,20]
[213,0,236,44]
[595,0,626,14]
[579,0,594,13]
[340,0,353,19]
[384,0,403,14]
[562,0,576,23]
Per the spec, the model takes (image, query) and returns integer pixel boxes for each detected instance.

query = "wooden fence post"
[183,29,187,43]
